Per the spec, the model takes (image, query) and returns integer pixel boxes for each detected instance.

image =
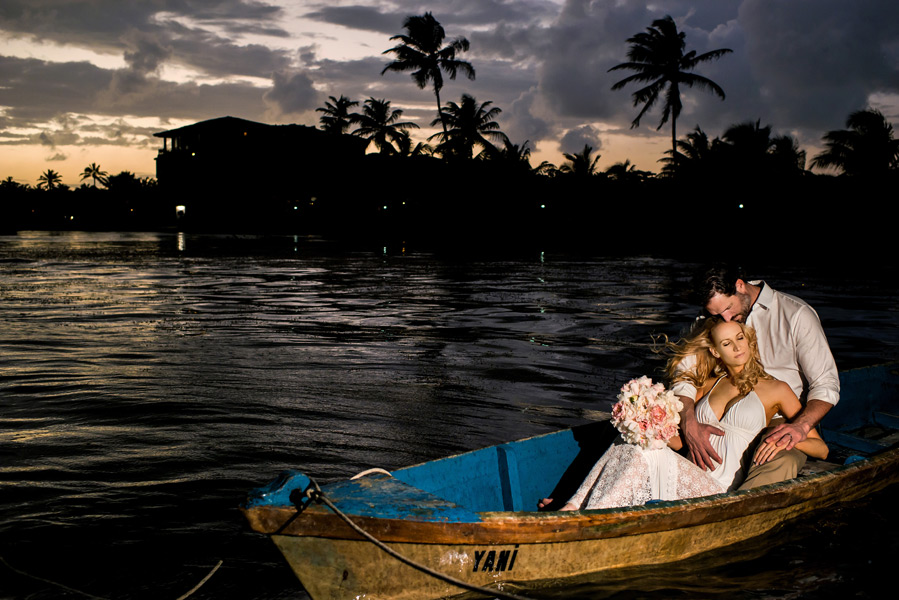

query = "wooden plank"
[874,411,899,430]
[822,429,888,453]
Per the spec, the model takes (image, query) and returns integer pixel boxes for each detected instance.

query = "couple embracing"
[544,266,839,510]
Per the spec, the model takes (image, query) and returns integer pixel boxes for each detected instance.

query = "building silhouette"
[154,116,366,229]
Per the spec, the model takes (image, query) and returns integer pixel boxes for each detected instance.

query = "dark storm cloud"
[303,5,405,35]
[559,125,602,154]
[171,36,292,78]
[526,0,899,145]
[503,88,554,148]
[122,31,171,74]
[0,1,292,76]
[0,56,112,122]
[264,70,320,115]
[0,55,269,130]
[304,1,558,34]
[738,0,899,130]
[0,1,288,43]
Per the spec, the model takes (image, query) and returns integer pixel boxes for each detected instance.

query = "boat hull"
[244,446,899,599]
[242,364,899,599]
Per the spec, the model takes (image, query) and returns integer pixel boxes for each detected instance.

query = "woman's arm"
[754,381,829,463]
[794,428,829,459]
[754,426,828,463]
[669,377,717,454]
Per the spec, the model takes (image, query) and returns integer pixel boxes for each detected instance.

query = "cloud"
[304,5,406,35]
[264,70,320,116]
[46,152,68,161]
[559,124,602,154]
[737,0,899,131]
[0,56,112,122]
[304,1,550,35]
[502,87,553,146]
[0,1,293,78]
[122,30,171,74]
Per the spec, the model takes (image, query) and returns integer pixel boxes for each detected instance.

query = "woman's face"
[710,321,749,367]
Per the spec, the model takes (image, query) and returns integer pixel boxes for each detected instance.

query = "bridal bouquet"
[611,376,684,450]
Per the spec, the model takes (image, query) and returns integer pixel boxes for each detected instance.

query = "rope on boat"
[299,477,535,600]
[351,467,392,479]
[0,554,223,600]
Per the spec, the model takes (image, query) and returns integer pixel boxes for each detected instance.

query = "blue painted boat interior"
[822,364,899,453]
[393,428,583,513]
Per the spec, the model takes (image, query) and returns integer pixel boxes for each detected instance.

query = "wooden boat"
[241,364,899,599]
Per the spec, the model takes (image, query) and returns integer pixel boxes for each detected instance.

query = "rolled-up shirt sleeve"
[670,353,699,400]
[793,306,840,406]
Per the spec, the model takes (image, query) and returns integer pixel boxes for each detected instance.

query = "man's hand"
[679,395,725,471]
[753,438,785,465]
[764,399,832,451]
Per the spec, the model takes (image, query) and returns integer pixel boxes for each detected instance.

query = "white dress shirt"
[671,281,840,406]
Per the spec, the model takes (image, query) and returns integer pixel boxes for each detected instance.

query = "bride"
[550,317,829,511]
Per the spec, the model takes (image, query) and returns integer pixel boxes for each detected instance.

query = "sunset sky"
[2,1,898,187]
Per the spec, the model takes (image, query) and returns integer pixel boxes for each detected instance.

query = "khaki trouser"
[738,446,807,490]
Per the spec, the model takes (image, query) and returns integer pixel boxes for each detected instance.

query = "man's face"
[705,285,753,323]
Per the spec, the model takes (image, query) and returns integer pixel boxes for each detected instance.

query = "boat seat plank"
[874,411,899,430]
[821,428,888,454]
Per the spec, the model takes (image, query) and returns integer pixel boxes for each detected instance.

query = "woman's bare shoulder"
[754,379,795,400]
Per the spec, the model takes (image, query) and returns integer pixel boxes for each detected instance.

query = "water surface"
[1,231,897,599]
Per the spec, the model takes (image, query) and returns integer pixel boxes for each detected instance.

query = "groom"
[673,266,840,489]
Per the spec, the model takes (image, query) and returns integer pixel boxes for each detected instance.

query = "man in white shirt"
[673,267,840,488]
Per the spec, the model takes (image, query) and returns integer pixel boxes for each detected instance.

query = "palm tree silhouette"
[659,125,714,176]
[605,159,652,182]
[609,15,731,159]
[494,139,532,166]
[559,145,601,177]
[317,95,360,135]
[720,120,805,177]
[768,134,807,175]
[37,169,62,190]
[351,98,420,155]
[1,176,23,189]
[382,12,475,134]
[534,161,559,177]
[80,163,108,188]
[428,94,509,159]
[394,131,433,157]
[811,109,899,177]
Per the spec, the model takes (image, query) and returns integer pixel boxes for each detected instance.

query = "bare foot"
[558,502,578,511]
[537,497,553,509]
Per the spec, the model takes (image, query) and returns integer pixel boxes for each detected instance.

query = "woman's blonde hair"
[661,317,771,396]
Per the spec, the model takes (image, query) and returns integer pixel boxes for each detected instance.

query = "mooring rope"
[175,560,223,600]
[0,554,222,600]
[350,467,393,479]
[299,476,534,600]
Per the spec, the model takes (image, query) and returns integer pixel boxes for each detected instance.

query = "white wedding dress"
[567,378,768,510]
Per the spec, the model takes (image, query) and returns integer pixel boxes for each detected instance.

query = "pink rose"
[650,404,666,424]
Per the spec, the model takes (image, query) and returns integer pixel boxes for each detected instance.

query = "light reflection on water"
[0,231,897,599]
